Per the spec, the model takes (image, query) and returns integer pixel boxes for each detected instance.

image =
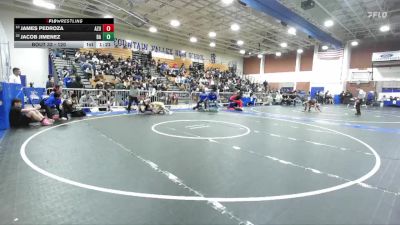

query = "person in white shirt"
[9,68,22,84]
[92,55,99,64]
[355,88,366,116]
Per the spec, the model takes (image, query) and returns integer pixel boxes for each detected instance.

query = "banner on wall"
[372,50,400,62]
[114,38,204,61]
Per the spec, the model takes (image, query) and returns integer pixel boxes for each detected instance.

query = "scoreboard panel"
[14,18,115,48]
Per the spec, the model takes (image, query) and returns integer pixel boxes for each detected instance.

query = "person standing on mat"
[127,83,140,113]
[9,99,52,127]
[355,88,366,116]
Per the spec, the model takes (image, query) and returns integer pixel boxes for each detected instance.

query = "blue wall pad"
[0,82,24,130]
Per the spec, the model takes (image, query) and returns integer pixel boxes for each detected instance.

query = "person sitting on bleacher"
[70,76,84,89]
[9,98,53,127]
[61,66,70,78]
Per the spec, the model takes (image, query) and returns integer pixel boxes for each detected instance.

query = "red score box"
[102,24,114,32]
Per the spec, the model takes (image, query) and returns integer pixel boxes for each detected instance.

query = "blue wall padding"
[0,82,24,130]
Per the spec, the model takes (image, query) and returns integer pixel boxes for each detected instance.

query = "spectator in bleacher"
[9,98,52,127]
[92,55,99,64]
[104,82,115,90]
[70,76,84,89]
[74,50,80,62]
[9,67,22,84]
[95,80,104,89]
[61,66,70,78]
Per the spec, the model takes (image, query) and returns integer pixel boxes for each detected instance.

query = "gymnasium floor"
[0,105,399,225]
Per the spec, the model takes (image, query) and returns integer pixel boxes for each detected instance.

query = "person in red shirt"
[228,91,243,110]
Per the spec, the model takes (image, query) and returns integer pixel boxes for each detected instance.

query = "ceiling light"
[190,37,198,43]
[322,45,329,50]
[297,49,303,54]
[275,52,282,57]
[324,20,334,27]
[231,23,240,31]
[149,26,157,33]
[237,40,244,46]
[280,42,288,48]
[351,41,359,46]
[257,54,263,58]
[210,42,216,47]
[208,31,216,38]
[170,19,181,27]
[240,50,246,54]
[288,27,296,35]
[380,25,390,32]
[33,0,56,9]
[222,0,234,5]
[181,50,186,53]
[104,15,112,18]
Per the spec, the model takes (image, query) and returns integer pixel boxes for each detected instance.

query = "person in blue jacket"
[207,88,218,109]
[208,90,218,102]
[193,89,208,110]
[40,92,63,120]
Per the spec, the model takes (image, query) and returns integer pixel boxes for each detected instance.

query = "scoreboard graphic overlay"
[14,18,115,48]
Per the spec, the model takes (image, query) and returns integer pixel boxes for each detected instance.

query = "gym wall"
[264,52,296,73]
[350,39,400,69]
[243,56,260,74]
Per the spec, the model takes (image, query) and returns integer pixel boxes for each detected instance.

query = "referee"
[355,88,366,116]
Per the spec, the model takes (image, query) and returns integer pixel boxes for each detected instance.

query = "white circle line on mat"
[151,120,251,139]
[20,111,381,202]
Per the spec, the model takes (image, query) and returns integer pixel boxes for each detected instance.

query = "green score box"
[102,32,114,41]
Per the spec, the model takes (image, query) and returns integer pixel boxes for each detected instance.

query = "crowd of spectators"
[74,50,156,88]
[71,50,270,95]
[57,50,364,108]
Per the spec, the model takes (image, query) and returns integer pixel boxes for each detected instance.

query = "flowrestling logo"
[367,11,388,19]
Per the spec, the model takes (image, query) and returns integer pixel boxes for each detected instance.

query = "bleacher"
[50,50,92,88]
